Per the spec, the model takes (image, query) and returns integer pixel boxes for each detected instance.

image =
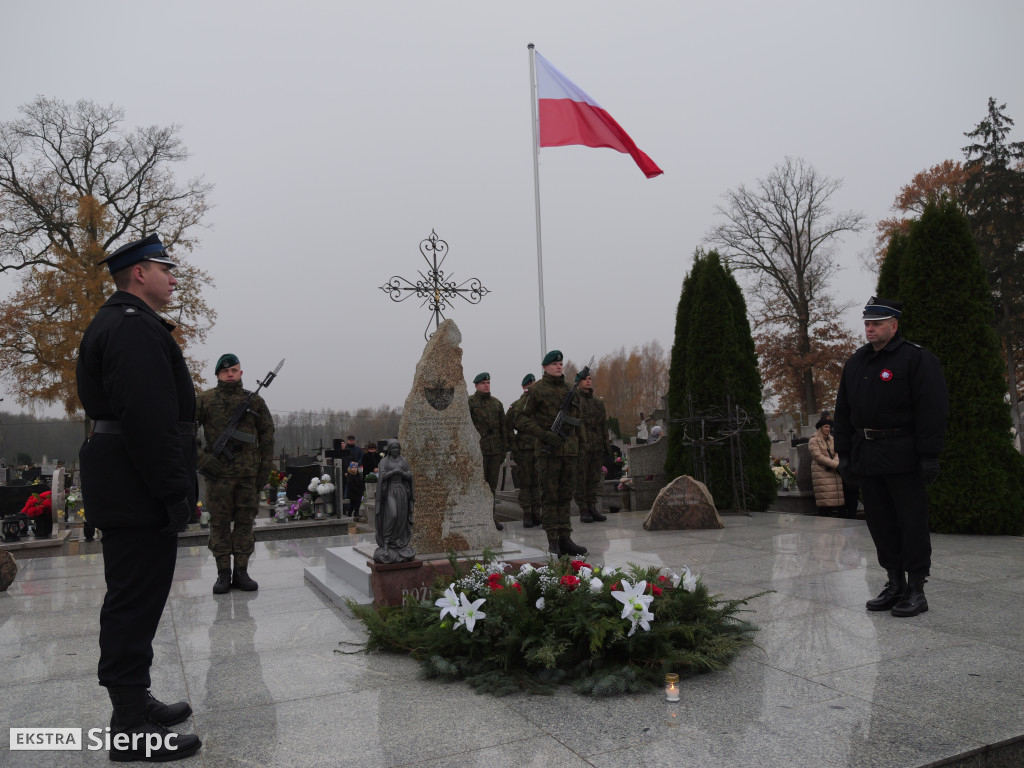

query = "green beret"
[473,372,490,385]
[521,373,536,387]
[541,350,563,366]
[215,353,240,374]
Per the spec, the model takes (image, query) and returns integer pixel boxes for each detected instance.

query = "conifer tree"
[897,200,1024,534]
[876,230,907,299]
[666,251,775,510]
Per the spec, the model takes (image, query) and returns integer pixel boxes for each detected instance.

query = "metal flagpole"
[528,43,547,358]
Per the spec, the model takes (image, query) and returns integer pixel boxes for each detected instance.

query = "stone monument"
[400,319,502,555]
[643,475,724,530]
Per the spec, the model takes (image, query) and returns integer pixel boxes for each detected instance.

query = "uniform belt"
[859,428,910,440]
[92,420,198,437]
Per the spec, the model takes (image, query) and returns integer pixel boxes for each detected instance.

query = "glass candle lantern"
[665,673,680,702]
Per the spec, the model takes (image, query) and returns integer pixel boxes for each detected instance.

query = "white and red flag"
[534,51,663,179]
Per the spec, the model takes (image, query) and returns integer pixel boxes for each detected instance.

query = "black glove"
[198,453,225,478]
[161,498,193,537]
[838,455,852,485]
[920,458,940,485]
[541,432,564,449]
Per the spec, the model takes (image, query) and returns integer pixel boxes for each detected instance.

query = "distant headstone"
[399,319,502,555]
[51,467,66,522]
[643,475,724,530]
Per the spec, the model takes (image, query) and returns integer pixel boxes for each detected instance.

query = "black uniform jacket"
[77,291,198,529]
[833,333,947,476]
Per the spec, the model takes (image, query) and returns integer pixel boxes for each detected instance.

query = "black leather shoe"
[866,570,906,611]
[532,512,543,526]
[232,567,259,591]
[588,505,607,522]
[523,515,534,529]
[891,576,928,617]
[494,520,504,531]
[579,509,594,523]
[212,569,232,595]
[547,539,562,557]
[558,536,588,556]
[146,692,192,727]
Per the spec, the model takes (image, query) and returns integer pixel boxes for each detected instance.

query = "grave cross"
[379,229,490,341]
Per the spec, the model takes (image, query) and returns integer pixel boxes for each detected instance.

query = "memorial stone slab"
[399,319,502,555]
[643,475,724,530]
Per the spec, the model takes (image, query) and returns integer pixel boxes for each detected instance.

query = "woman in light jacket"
[808,418,844,515]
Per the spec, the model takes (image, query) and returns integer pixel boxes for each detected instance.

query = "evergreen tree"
[666,251,775,510]
[876,230,907,299]
[897,200,1024,534]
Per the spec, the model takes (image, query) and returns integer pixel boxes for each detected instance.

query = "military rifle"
[204,358,285,472]
[543,357,594,454]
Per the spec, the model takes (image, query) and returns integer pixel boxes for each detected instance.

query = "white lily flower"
[681,566,697,592]
[627,606,655,636]
[434,585,460,620]
[535,596,545,610]
[457,592,486,632]
[611,580,655,629]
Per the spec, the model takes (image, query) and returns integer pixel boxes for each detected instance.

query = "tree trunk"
[1002,295,1023,453]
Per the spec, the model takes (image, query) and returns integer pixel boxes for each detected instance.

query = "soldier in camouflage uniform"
[468,372,509,531]
[518,351,588,557]
[507,373,541,528]
[196,354,276,594]
[575,373,609,523]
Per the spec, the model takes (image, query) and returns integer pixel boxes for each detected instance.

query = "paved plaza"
[2,510,1023,767]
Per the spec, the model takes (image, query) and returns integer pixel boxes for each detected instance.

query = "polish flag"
[535,51,663,179]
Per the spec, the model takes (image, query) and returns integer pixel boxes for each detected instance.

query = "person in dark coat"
[361,443,380,476]
[833,297,948,618]
[76,233,202,761]
[345,461,366,521]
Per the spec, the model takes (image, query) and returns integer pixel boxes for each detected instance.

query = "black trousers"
[859,472,931,576]
[98,527,178,688]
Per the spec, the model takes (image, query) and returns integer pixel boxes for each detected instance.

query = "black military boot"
[108,687,202,762]
[547,538,562,557]
[866,570,906,611]
[891,574,928,617]
[145,691,192,727]
[232,567,259,591]
[532,508,543,527]
[522,512,534,528]
[558,536,588,556]
[579,507,595,523]
[494,519,504,531]
[588,505,607,522]
[212,568,232,595]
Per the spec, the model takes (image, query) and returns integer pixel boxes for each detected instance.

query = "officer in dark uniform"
[507,373,541,528]
[833,297,948,618]
[468,371,509,531]
[518,350,588,557]
[77,233,202,761]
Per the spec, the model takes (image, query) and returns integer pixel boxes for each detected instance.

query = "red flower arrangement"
[559,574,580,592]
[21,491,52,518]
[569,560,587,573]
[650,586,663,596]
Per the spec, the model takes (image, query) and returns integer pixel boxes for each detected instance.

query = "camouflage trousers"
[535,453,578,539]
[206,476,259,569]
[482,453,503,495]
[512,449,540,514]
[574,450,603,507]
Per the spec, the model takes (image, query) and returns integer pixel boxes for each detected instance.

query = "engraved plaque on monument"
[399,319,502,555]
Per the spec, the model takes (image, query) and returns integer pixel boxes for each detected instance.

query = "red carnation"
[658,575,668,582]
[651,586,663,596]
[489,582,504,591]
[560,574,580,591]
[569,559,586,572]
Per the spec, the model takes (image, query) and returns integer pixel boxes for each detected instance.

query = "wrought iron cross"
[379,229,490,340]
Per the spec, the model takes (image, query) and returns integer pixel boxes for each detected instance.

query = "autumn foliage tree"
[0,96,215,416]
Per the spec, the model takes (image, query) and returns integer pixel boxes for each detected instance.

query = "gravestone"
[50,467,65,524]
[399,319,502,555]
[643,475,724,530]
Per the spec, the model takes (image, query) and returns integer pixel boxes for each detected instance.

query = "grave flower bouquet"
[65,487,84,518]
[266,470,286,490]
[286,493,314,520]
[771,458,796,488]
[349,552,765,696]
[21,490,52,518]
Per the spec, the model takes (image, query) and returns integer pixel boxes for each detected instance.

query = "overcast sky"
[3,1,1022,423]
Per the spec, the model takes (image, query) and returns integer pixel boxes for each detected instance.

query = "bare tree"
[0,96,215,414]
[706,157,864,420]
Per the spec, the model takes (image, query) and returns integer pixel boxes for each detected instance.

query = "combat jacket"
[578,390,610,456]
[77,291,197,529]
[833,333,947,476]
[468,391,508,456]
[507,392,536,452]
[197,380,275,479]
[518,372,582,457]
